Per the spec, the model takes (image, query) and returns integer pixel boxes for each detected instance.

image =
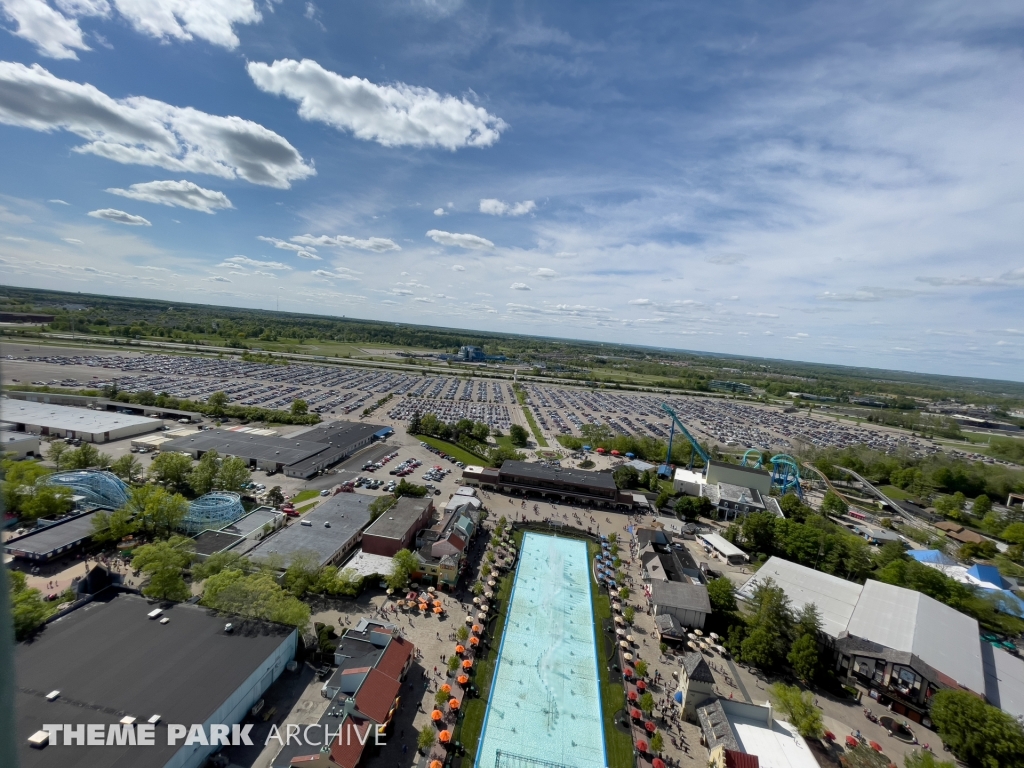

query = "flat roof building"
[161,421,384,479]
[5,509,107,562]
[1,398,162,443]
[464,460,634,508]
[696,532,749,565]
[248,493,372,569]
[1,429,40,458]
[705,460,771,495]
[15,592,296,768]
[650,580,711,630]
[697,698,818,768]
[360,497,434,557]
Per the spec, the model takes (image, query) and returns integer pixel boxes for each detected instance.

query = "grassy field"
[521,406,549,448]
[415,434,491,466]
[878,485,915,501]
[290,489,320,504]
[295,501,318,514]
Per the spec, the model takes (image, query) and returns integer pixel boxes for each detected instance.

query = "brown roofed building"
[354,668,403,724]
[361,497,434,557]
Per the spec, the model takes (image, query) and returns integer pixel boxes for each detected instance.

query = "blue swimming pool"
[475,533,606,768]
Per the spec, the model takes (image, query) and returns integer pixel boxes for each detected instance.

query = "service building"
[1,399,163,443]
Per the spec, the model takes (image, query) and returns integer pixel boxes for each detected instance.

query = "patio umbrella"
[441,684,451,694]
[624,653,633,661]
[466,616,474,624]
[823,731,835,742]
[687,641,697,650]
[485,591,493,599]
[431,761,443,768]
[478,612,487,620]
[652,760,665,768]
[449,698,460,710]
[620,640,629,648]
[630,708,643,719]
[845,736,858,748]
[673,692,683,704]
[636,740,647,753]
[386,588,394,595]
[434,607,443,614]
[694,629,703,636]
[709,632,719,641]
[433,600,442,607]
[488,580,496,587]
[431,710,443,722]
[457,675,469,685]
[716,645,727,654]
[628,691,638,701]
[463,659,474,669]
[623,667,634,677]
[481,604,490,612]
[456,645,466,654]
[428,586,436,593]
[626,635,634,643]
[439,730,452,744]
[469,636,480,646]
[616,628,626,636]
[687,633,697,640]
[636,681,646,691]
[473,597,481,605]
[615,616,625,624]
[870,742,883,753]
[645,721,656,734]
[472,624,482,633]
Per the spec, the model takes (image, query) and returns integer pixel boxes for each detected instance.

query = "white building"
[1,399,162,443]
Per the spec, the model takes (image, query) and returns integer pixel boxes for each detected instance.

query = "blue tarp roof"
[969,563,1007,588]
[374,427,394,438]
[907,549,957,565]
[983,588,1024,618]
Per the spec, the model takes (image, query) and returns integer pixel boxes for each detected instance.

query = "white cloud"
[290,233,401,252]
[257,236,320,259]
[48,198,69,204]
[0,0,93,59]
[451,264,465,271]
[706,253,747,265]
[312,268,360,281]
[510,282,530,290]
[204,275,231,282]
[221,255,290,271]
[530,267,557,279]
[106,179,232,213]
[628,298,650,305]
[746,312,779,318]
[87,207,150,225]
[426,229,494,250]
[479,198,536,216]
[247,58,506,150]
[61,237,83,244]
[433,207,446,216]
[0,62,314,188]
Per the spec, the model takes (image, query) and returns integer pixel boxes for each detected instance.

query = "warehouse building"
[463,460,634,507]
[160,421,386,479]
[247,493,372,569]
[360,497,435,557]
[16,592,297,768]
[650,580,711,629]
[4,509,106,563]
[1,429,39,458]
[1,399,162,443]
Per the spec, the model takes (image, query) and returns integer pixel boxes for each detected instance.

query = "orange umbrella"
[455,645,466,654]
[472,624,482,633]
[431,762,443,768]
[469,636,480,646]
[431,710,443,722]
[457,675,469,685]
[449,698,460,710]
[462,659,473,669]
[433,600,442,607]
[439,730,452,743]
[440,684,451,694]
[434,607,443,614]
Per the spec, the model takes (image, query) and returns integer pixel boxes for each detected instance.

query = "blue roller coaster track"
[658,403,710,478]
[42,470,129,509]
[741,450,803,497]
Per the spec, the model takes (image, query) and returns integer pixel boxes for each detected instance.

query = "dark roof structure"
[4,510,106,561]
[362,496,432,541]
[499,460,618,492]
[16,592,295,768]
[651,580,711,614]
[681,651,716,684]
[190,529,243,557]
[696,698,740,753]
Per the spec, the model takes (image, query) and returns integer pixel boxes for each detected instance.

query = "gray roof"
[696,698,740,752]
[191,529,243,556]
[362,496,431,541]
[1,398,159,433]
[5,510,105,557]
[218,506,282,537]
[499,460,618,491]
[161,429,327,465]
[983,642,1024,721]
[738,556,863,639]
[16,593,295,768]
[650,580,711,614]
[248,493,372,568]
[681,651,716,684]
[846,580,985,695]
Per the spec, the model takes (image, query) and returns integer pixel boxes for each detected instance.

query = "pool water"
[476,533,606,768]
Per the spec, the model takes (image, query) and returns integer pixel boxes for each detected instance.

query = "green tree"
[769,683,823,738]
[208,391,229,417]
[369,495,397,521]
[935,492,968,521]
[91,506,139,544]
[417,727,435,754]
[46,439,69,469]
[20,485,73,521]
[189,450,220,495]
[434,688,450,708]
[787,634,819,683]
[971,494,992,520]
[742,511,777,552]
[215,456,251,492]
[707,577,737,612]
[201,569,310,628]
[740,578,792,670]
[447,655,460,673]
[110,454,143,483]
[10,570,52,640]
[267,486,285,507]
[1002,522,1024,545]
[395,479,428,498]
[675,495,712,520]
[509,424,529,447]
[123,485,189,539]
[64,442,104,469]
[649,731,664,754]
[903,751,956,768]
[930,689,1024,768]
[290,399,309,417]
[613,465,639,489]
[638,691,655,716]
[149,451,193,492]
[821,489,849,517]
[192,551,254,581]
[873,539,908,569]
[457,625,469,643]
[635,660,649,678]
[618,586,630,600]
[387,548,419,590]
[283,552,321,597]
[624,606,636,623]
[132,536,194,601]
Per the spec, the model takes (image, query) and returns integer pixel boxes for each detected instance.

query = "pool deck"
[475,533,607,768]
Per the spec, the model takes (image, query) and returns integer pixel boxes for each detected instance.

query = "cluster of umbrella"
[393,591,445,615]
[686,630,727,655]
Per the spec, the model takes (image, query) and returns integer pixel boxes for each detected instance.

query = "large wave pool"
[475,533,606,768]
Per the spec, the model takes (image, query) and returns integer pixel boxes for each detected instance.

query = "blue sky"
[0,1,1022,380]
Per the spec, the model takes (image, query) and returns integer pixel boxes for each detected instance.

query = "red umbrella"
[845,736,858,748]
[645,721,657,733]
[870,741,883,753]
[653,760,666,768]
[628,691,638,701]
[623,668,634,678]
[630,708,643,719]
[636,740,648,753]
[636,680,647,691]
[824,731,835,742]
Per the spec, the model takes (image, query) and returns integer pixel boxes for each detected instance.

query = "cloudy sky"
[0,1,1021,379]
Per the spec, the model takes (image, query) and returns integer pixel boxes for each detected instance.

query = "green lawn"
[878,485,914,501]
[415,434,491,466]
[295,501,318,514]
[493,435,515,450]
[290,489,320,504]
[521,406,549,448]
